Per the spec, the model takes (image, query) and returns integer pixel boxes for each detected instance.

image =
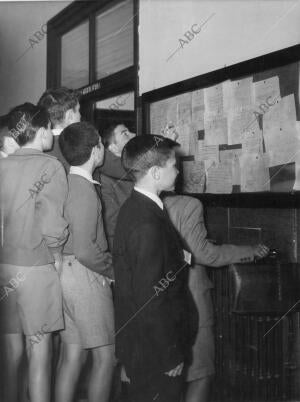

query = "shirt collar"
[134,186,163,210]
[69,166,101,185]
[52,128,63,136]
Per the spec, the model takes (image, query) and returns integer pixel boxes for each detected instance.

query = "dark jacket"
[94,150,133,250]
[113,190,196,384]
[47,134,69,173]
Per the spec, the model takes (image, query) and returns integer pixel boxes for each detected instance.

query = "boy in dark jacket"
[93,123,135,250]
[113,135,194,402]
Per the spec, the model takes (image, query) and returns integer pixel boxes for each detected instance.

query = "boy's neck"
[135,181,160,196]
[76,160,94,177]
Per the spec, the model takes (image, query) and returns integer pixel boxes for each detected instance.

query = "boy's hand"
[161,122,179,141]
[165,362,184,377]
[253,244,269,259]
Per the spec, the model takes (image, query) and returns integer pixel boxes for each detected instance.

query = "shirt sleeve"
[36,161,69,253]
[181,198,254,266]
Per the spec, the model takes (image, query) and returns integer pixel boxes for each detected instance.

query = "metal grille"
[210,266,299,401]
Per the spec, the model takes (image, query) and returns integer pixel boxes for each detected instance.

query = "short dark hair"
[101,122,123,148]
[0,114,10,150]
[121,135,179,181]
[59,122,100,166]
[8,103,50,146]
[38,87,80,126]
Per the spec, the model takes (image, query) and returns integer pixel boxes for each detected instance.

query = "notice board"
[146,46,300,194]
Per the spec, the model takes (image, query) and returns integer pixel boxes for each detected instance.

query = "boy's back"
[0,149,68,265]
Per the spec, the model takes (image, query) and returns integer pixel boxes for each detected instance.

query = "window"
[95,0,134,80]
[61,21,89,89]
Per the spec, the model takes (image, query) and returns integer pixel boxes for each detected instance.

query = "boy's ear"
[108,142,118,155]
[151,165,160,181]
[65,109,73,124]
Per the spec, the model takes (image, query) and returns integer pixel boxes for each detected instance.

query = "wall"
[0,1,71,115]
[139,0,300,95]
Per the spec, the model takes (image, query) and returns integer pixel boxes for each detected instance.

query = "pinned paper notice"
[182,160,206,193]
[240,153,270,192]
[204,114,228,145]
[195,141,219,162]
[205,160,233,193]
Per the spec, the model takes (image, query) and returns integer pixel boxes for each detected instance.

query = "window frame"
[46,0,139,127]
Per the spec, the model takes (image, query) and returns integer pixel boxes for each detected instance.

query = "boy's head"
[8,103,52,150]
[122,135,179,192]
[102,123,135,157]
[59,122,104,169]
[38,87,81,129]
[0,114,19,156]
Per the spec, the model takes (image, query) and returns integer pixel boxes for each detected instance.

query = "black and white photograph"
[0,0,300,401]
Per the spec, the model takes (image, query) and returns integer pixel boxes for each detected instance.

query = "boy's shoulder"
[164,194,203,211]
[66,174,98,203]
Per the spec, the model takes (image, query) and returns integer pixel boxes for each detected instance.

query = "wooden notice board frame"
[141,44,300,208]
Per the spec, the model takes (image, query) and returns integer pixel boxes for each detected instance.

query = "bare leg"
[1,333,24,402]
[88,344,115,402]
[55,343,82,402]
[184,376,212,402]
[26,333,52,402]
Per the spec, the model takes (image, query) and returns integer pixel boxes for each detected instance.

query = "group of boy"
[0,87,269,402]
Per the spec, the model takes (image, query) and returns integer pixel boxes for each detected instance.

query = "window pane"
[96,0,134,80]
[61,21,89,89]
[96,92,134,111]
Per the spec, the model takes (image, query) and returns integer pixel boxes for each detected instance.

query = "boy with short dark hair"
[38,87,81,171]
[56,122,115,402]
[0,103,68,402]
[93,122,135,249]
[113,135,195,402]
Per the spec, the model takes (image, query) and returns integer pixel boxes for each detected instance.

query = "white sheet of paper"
[177,124,192,156]
[263,94,297,132]
[204,83,223,115]
[264,122,300,167]
[178,92,192,126]
[150,97,179,136]
[205,160,233,193]
[242,127,263,154]
[195,141,219,162]
[240,153,270,192]
[228,108,257,145]
[254,76,281,111]
[182,160,206,193]
[204,113,228,145]
[229,77,254,112]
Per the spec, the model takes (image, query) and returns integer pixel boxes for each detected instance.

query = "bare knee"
[91,345,115,369]
[59,342,83,367]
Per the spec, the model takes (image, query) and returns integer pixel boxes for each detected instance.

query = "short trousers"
[59,255,115,349]
[0,263,64,335]
[186,325,215,381]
